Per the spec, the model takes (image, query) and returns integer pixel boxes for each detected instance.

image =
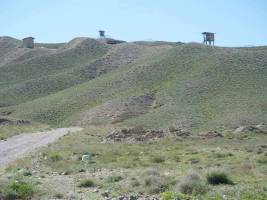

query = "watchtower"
[22,37,34,48]
[202,32,215,46]
[99,30,105,38]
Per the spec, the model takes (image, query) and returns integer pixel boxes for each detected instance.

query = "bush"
[107,175,123,183]
[54,193,64,199]
[206,172,233,185]
[78,179,95,188]
[130,178,140,187]
[177,174,208,195]
[143,174,169,194]
[152,156,165,163]
[2,181,34,200]
[23,171,32,176]
[257,156,267,164]
[48,152,62,162]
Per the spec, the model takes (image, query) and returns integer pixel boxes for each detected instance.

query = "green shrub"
[130,178,140,187]
[174,156,181,162]
[257,156,267,164]
[48,152,62,162]
[152,156,165,163]
[206,172,233,185]
[2,181,34,200]
[177,174,208,195]
[78,179,95,188]
[54,193,64,199]
[107,175,123,183]
[189,158,200,164]
[23,171,32,176]
[143,175,169,194]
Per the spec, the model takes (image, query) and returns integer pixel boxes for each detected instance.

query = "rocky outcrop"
[234,125,267,134]
[105,127,167,143]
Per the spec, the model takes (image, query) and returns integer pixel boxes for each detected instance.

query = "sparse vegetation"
[0,40,266,130]
[0,38,266,199]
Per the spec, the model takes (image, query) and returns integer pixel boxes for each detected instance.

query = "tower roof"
[202,32,215,34]
[22,37,34,40]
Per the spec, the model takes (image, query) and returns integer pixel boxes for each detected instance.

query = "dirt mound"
[77,95,155,126]
[105,127,167,142]
[0,118,30,125]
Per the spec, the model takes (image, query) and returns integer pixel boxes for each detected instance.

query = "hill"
[0,38,266,131]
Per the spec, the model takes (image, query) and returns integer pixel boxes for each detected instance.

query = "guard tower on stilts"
[202,32,215,46]
[99,30,105,38]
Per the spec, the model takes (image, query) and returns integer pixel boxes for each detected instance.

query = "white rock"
[82,154,91,161]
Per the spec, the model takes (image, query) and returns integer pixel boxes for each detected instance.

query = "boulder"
[82,154,91,161]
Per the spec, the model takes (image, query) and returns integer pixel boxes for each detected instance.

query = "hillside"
[0,38,266,131]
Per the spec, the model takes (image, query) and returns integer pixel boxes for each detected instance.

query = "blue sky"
[1,0,267,46]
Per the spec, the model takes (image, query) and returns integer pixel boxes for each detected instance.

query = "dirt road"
[0,127,82,168]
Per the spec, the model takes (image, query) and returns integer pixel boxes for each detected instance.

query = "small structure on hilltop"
[99,30,105,38]
[22,37,34,48]
[97,30,125,45]
[202,32,215,46]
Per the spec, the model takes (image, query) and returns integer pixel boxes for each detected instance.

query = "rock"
[93,188,99,193]
[107,194,160,200]
[234,125,267,134]
[0,118,12,125]
[168,125,191,137]
[129,195,139,200]
[105,127,168,142]
[67,192,76,199]
[101,190,110,198]
[82,154,91,161]
[0,111,12,116]
[0,118,30,125]
[198,130,223,139]
[256,124,267,133]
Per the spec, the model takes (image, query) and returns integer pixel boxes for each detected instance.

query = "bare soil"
[0,127,82,168]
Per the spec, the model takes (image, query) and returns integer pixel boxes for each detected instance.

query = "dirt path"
[0,127,82,168]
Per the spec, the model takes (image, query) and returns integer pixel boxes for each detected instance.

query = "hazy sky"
[1,0,267,46]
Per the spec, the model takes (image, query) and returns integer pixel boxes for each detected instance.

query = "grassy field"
[1,126,266,199]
